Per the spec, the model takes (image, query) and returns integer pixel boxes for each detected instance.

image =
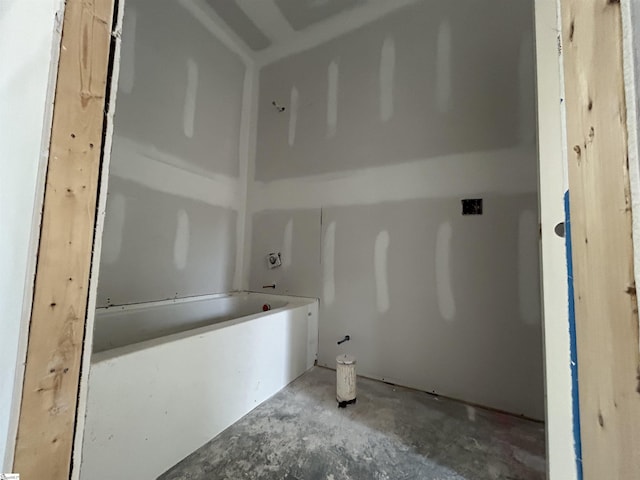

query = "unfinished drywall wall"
[0,0,62,468]
[99,177,237,305]
[255,1,535,181]
[247,0,543,418]
[97,0,248,306]
[248,210,321,297]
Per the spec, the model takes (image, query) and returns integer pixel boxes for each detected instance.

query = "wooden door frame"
[559,0,640,478]
[10,0,122,478]
[9,0,639,478]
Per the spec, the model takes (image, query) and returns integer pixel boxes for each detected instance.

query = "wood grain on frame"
[560,0,640,478]
[12,0,115,478]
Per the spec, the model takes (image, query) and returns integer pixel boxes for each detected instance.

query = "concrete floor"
[159,367,545,480]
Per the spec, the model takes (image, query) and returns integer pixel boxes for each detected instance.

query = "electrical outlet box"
[462,199,483,215]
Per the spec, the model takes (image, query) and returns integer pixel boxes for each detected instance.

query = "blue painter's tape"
[565,190,583,479]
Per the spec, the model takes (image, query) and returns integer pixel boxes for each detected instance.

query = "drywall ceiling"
[184,0,419,65]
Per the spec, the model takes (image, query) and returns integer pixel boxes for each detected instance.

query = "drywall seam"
[435,221,455,321]
[173,209,190,270]
[288,86,298,146]
[621,0,640,332]
[232,66,252,290]
[327,60,338,137]
[250,146,538,212]
[379,36,395,122]
[178,0,254,65]
[435,19,452,113]
[256,0,419,67]
[374,230,390,313]
[3,1,66,469]
[239,64,260,291]
[183,58,198,138]
[111,134,236,182]
[109,135,240,209]
[283,218,293,268]
[323,221,336,307]
[71,0,125,476]
[233,65,257,291]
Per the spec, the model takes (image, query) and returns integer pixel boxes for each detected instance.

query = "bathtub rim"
[92,292,318,364]
[95,290,315,314]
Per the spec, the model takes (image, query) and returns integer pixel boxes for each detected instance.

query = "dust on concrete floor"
[159,367,545,480]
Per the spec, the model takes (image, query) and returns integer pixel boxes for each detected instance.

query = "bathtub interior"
[92,293,291,353]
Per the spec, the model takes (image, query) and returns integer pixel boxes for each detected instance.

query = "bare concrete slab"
[159,367,545,480]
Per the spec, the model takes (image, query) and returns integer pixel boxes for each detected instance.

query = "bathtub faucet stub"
[337,335,350,345]
[262,284,276,289]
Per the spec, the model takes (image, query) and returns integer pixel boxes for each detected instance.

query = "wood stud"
[12,0,115,478]
[560,0,640,477]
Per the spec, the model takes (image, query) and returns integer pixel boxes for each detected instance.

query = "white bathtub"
[80,292,319,480]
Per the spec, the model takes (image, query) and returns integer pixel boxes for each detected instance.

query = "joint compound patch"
[288,86,299,146]
[323,221,336,306]
[174,209,190,270]
[436,221,455,320]
[327,59,339,138]
[436,19,452,113]
[379,36,395,122]
[374,230,390,313]
[183,58,199,138]
[283,218,293,268]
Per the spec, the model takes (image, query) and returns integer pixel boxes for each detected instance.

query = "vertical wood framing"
[12,0,115,478]
[560,0,640,478]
